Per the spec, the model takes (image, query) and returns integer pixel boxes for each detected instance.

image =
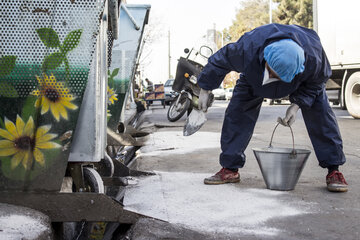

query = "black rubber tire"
[345,72,360,118]
[167,94,190,122]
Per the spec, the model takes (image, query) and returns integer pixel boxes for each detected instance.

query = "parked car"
[212,87,226,100]
[164,78,177,104]
[225,88,233,100]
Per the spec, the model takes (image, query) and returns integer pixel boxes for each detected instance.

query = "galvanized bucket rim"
[252,147,311,155]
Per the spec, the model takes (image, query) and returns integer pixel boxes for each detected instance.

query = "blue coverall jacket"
[198,24,346,169]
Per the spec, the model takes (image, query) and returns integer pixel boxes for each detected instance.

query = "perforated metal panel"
[0,0,105,98]
[107,30,114,67]
[0,0,105,191]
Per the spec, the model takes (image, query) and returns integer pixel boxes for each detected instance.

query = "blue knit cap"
[264,39,305,83]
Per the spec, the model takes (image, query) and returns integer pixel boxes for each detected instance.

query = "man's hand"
[198,88,211,112]
[278,103,300,126]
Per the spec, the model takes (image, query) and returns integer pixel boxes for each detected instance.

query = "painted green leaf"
[21,96,37,123]
[62,29,83,53]
[0,82,18,97]
[111,68,120,78]
[0,117,4,128]
[0,56,17,77]
[36,28,60,48]
[42,52,64,71]
[108,68,120,86]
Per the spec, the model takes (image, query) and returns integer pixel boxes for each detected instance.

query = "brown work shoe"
[326,170,348,192]
[204,168,240,185]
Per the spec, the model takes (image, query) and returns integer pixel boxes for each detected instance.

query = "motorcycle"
[167,45,214,122]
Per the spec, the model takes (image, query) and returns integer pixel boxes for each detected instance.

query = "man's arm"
[289,79,326,108]
[289,50,331,108]
[197,41,245,90]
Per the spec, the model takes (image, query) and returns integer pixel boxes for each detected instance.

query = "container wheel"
[73,167,104,239]
[65,167,104,240]
[345,72,360,118]
[83,167,105,193]
[95,153,114,177]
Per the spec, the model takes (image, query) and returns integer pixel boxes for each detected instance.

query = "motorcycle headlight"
[189,75,197,84]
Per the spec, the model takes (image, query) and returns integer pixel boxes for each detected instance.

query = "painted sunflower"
[32,73,78,121]
[107,86,118,105]
[0,115,61,170]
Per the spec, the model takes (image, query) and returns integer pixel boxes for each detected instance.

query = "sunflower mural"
[107,69,119,120]
[107,86,118,105]
[32,73,78,122]
[0,25,87,188]
[0,0,108,192]
[107,68,125,127]
[0,115,60,170]
[106,87,118,120]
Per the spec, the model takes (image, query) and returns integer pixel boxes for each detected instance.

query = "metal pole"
[220,31,223,47]
[313,0,318,31]
[213,23,217,44]
[269,0,272,23]
[168,29,171,78]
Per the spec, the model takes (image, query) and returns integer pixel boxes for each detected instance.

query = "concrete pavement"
[124,101,360,240]
[0,203,53,240]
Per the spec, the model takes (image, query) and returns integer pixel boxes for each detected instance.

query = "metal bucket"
[253,123,311,191]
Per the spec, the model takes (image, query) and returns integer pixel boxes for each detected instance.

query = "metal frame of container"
[0,0,152,231]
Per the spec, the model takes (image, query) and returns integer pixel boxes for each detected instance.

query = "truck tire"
[345,72,360,119]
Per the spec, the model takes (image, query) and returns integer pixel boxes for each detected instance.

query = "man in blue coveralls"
[198,24,348,192]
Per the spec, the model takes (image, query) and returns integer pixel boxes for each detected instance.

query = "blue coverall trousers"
[219,78,346,169]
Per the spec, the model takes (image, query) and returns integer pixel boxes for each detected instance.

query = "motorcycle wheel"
[167,94,190,122]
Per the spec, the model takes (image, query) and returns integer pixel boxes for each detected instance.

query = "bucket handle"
[269,122,297,157]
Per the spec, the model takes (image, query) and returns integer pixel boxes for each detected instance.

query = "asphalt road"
[127,100,360,240]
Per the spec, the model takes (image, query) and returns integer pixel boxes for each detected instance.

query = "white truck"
[314,0,360,118]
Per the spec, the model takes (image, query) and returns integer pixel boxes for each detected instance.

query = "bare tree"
[138,16,166,68]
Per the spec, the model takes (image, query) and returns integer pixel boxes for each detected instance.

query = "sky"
[127,0,243,83]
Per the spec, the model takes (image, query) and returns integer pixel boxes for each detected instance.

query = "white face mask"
[262,68,281,85]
